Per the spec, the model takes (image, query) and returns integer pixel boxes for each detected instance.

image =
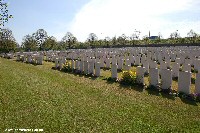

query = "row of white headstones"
[15,53,44,65]
[2,46,200,95]
[0,52,44,65]
[45,46,200,95]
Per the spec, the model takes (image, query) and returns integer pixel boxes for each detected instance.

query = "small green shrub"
[191,69,198,73]
[191,77,195,84]
[120,70,137,85]
[62,61,72,72]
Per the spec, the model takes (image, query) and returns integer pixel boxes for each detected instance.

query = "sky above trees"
[4,0,200,44]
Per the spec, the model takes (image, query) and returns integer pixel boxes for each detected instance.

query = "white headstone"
[194,59,200,72]
[84,61,89,74]
[106,58,110,68]
[126,59,131,66]
[130,55,135,64]
[71,60,75,70]
[112,57,117,65]
[135,56,140,66]
[27,55,32,63]
[21,55,25,62]
[172,63,180,77]
[79,61,84,72]
[143,61,149,73]
[149,61,157,69]
[118,58,123,70]
[182,63,191,72]
[160,61,167,70]
[37,56,43,65]
[178,71,191,94]
[195,73,200,93]
[100,58,104,68]
[141,54,146,65]
[111,64,118,78]
[171,54,176,61]
[88,61,94,74]
[149,68,159,86]
[175,58,181,64]
[17,55,20,61]
[184,59,191,65]
[160,69,172,90]
[123,65,131,71]
[59,59,63,70]
[95,62,100,77]
[30,55,34,63]
[136,66,144,85]
[55,58,59,68]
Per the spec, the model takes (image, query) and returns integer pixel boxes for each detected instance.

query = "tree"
[169,30,181,44]
[87,33,98,47]
[57,41,65,50]
[130,33,136,45]
[117,34,127,45]
[87,33,98,42]
[142,35,150,44]
[111,36,117,46]
[170,30,180,39]
[130,29,141,45]
[187,29,198,43]
[0,0,13,28]
[152,32,163,44]
[21,34,37,51]
[34,29,48,50]
[104,36,111,47]
[61,32,77,49]
[0,28,15,40]
[0,28,17,52]
[43,36,57,50]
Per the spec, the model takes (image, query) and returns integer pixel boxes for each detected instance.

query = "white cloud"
[70,0,200,41]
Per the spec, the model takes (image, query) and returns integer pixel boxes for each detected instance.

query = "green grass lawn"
[1,58,200,132]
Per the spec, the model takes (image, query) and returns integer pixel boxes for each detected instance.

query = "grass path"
[0,58,200,132]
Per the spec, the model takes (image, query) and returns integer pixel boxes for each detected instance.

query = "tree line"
[0,28,200,53]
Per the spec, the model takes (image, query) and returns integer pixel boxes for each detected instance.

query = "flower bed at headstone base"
[61,61,72,72]
[119,70,137,85]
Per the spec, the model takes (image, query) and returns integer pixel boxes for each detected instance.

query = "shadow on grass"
[104,77,144,92]
[145,86,176,101]
[160,92,176,101]
[180,97,198,106]
[52,67,99,80]
[146,88,161,96]
[105,77,118,84]
[77,73,98,80]
[145,85,161,96]
[119,83,144,92]
[178,93,198,106]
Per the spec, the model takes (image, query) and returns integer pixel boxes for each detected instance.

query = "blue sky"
[5,0,90,44]
[4,0,200,44]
